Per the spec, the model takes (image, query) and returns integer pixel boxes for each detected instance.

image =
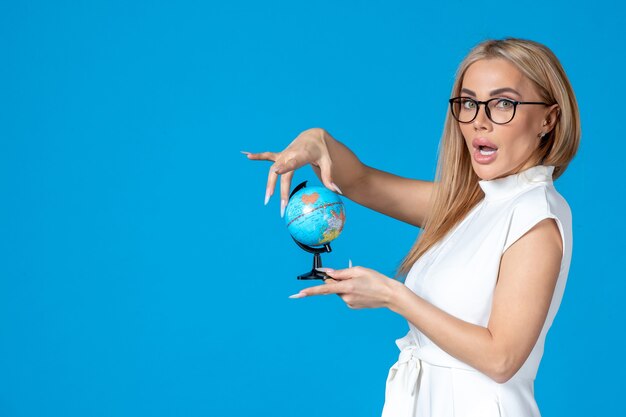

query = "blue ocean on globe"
[284,185,346,247]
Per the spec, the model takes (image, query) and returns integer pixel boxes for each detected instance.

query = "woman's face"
[458,58,557,180]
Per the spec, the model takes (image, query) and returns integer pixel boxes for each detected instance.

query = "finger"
[318,156,342,195]
[246,151,278,161]
[280,170,294,218]
[325,267,356,280]
[316,268,341,282]
[265,167,279,206]
[315,267,353,280]
[274,157,300,176]
[300,281,347,297]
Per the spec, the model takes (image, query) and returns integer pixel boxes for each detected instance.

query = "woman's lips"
[472,137,498,149]
[471,138,498,164]
[473,146,498,164]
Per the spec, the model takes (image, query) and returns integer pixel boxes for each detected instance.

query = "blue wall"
[1,1,623,416]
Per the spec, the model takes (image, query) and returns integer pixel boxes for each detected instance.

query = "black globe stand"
[293,238,332,280]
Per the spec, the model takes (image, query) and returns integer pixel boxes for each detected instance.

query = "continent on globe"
[301,192,320,205]
[322,208,345,243]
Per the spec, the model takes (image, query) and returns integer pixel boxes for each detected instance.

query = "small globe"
[284,185,346,247]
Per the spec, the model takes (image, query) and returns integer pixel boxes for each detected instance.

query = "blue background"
[1,1,623,416]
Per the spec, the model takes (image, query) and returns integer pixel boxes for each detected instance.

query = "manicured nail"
[315,267,334,273]
[289,292,305,299]
[273,165,282,174]
[280,199,287,218]
[348,259,352,268]
[264,190,271,206]
[240,151,251,155]
[331,182,343,195]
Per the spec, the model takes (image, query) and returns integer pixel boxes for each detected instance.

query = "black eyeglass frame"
[448,97,552,125]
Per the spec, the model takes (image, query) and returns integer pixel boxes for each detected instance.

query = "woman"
[243,38,580,417]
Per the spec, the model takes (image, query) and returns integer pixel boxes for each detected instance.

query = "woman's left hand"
[289,264,400,310]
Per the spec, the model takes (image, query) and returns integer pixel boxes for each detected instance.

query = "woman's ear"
[544,105,560,133]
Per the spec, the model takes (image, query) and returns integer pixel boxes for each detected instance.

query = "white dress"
[381,164,572,417]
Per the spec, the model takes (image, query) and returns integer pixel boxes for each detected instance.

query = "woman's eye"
[495,99,514,109]
[462,100,476,109]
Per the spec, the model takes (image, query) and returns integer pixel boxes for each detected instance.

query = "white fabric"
[381,165,572,417]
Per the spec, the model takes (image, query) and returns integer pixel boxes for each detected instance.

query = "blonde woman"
[244,38,580,417]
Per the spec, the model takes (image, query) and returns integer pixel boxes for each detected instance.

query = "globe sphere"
[284,185,346,247]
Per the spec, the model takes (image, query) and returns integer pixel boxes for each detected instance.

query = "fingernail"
[348,259,352,268]
[240,151,251,155]
[273,165,282,174]
[331,182,343,195]
[280,199,287,218]
[264,190,271,206]
[315,267,334,273]
[289,292,305,299]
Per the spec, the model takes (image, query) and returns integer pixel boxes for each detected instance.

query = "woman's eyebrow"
[460,87,522,97]
[490,87,521,97]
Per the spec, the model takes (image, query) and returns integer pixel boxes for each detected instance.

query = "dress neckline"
[478,164,555,202]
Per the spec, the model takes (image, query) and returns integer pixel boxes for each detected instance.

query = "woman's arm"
[246,128,434,227]
[387,217,563,383]
[294,217,562,383]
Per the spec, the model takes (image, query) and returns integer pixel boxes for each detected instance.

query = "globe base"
[297,252,329,280]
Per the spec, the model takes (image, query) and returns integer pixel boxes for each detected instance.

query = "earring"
[542,120,548,126]
[539,132,546,138]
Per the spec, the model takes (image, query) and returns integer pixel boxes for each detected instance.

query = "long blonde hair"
[395,38,581,278]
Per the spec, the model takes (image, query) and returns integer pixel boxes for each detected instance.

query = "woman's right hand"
[242,127,342,217]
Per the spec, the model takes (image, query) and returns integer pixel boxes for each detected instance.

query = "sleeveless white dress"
[381,164,573,417]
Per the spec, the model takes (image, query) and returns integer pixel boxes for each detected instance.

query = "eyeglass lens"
[451,98,516,124]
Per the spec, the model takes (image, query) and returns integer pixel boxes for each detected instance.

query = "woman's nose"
[473,104,492,130]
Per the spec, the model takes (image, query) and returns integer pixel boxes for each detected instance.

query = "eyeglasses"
[449,97,552,125]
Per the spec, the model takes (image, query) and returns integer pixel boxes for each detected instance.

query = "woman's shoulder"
[509,182,571,219]
[502,183,572,254]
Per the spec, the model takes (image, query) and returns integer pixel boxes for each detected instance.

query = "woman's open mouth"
[473,146,498,164]
[478,145,497,156]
